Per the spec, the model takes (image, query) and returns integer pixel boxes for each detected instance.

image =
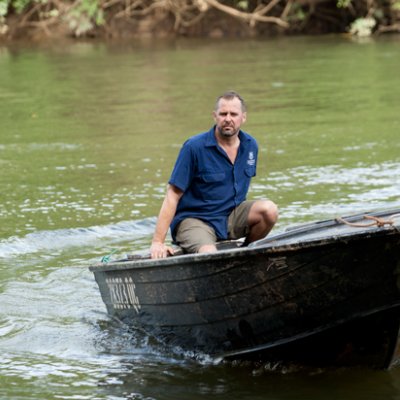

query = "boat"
[89,208,400,369]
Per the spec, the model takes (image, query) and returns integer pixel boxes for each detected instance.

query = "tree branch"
[202,0,289,28]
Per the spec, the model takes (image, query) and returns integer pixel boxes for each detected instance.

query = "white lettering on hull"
[105,276,141,313]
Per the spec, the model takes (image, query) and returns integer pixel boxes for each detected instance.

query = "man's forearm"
[154,189,179,239]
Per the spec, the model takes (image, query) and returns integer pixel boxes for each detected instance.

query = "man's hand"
[150,241,175,259]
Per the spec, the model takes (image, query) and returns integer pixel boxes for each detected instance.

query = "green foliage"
[0,0,43,15]
[0,0,9,17]
[393,0,400,11]
[0,0,105,36]
[66,0,104,36]
[235,0,249,11]
[12,0,31,13]
[0,0,400,37]
[78,0,104,25]
[288,2,307,22]
[5,0,34,14]
[337,0,352,8]
[349,17,376,36]
[373,7,384,19]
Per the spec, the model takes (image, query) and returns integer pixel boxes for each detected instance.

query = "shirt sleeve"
[168,141,195,192]
[254,142,259,176]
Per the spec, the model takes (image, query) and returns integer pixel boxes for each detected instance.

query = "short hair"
[215,91,247,112]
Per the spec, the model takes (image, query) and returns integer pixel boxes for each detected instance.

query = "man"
[150,91,278,259]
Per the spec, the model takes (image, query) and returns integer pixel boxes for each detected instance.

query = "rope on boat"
[336,214,400,228]
[101,248,118,263]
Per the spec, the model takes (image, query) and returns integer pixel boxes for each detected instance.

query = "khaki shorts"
[175,200,256,253]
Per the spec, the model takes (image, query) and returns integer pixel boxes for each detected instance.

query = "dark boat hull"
[90,209,400,368]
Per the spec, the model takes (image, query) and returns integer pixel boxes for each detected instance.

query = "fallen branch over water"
[201,0,289,28]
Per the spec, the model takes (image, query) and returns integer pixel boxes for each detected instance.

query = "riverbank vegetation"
[1,0,400,40]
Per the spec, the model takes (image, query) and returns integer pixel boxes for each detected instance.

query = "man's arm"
[150,184,183,259]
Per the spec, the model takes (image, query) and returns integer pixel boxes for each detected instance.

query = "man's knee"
[246,200,278,243]
[263,200,279,224]
[250,200,278,225]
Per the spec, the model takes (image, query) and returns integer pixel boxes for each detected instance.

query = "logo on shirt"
[247,151,255,166]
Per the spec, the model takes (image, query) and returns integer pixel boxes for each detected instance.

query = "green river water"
[1,36,400,399]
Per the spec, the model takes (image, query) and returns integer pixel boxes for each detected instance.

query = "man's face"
[213,98,247,138]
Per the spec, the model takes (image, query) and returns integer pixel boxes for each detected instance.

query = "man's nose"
[225,113,232,121]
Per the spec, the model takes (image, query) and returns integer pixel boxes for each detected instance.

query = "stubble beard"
[218,125,238,138]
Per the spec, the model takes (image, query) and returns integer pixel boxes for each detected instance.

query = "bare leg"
[247,200,278,243]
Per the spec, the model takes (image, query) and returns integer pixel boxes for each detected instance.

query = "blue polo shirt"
[169,126,258,240]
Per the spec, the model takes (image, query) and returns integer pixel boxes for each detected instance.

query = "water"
[1,36,400,399]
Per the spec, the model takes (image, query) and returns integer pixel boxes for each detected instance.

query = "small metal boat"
[89,208,400,369]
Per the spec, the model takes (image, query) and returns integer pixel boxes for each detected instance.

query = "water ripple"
[0,218,156,259]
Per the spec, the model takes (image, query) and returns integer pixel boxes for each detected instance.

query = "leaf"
[0,0,9,17]
[393,1,400,11]
[337,0,351,8]
[236,0,248,11]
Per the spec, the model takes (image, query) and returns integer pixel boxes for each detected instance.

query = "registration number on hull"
[105,276,141,312]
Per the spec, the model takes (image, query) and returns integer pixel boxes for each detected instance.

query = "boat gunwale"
[89,222,400,273]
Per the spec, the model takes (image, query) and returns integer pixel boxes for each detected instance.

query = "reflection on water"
[1,36,400,399]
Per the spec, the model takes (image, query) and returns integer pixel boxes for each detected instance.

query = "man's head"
[214,91,247,113]
[213,91,247,138]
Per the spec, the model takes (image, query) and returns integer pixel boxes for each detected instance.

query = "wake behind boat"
[89,208,400,369]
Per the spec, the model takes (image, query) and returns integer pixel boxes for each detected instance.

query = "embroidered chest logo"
[247,151,255,166]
